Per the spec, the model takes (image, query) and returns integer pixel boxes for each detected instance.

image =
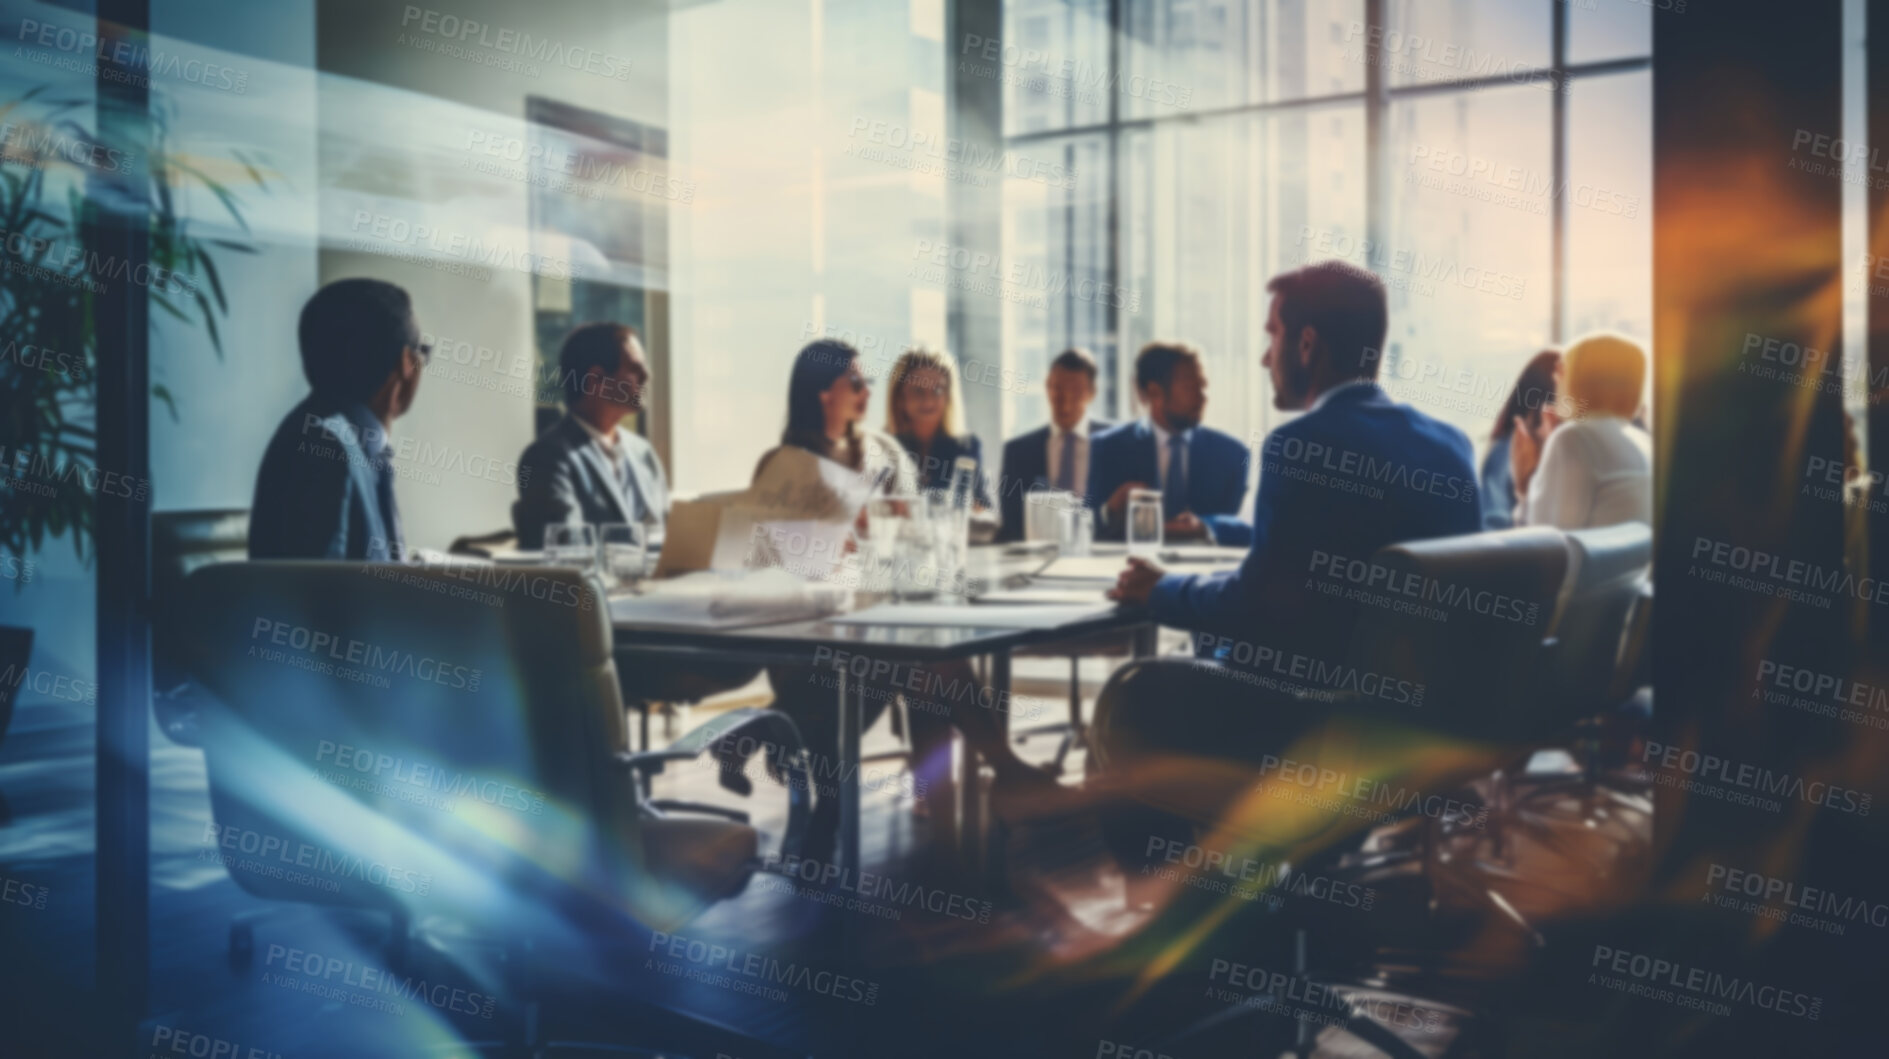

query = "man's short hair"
[297,279,417,402]
[1266,260,1388,381]
[1048,347,1099,383]
[1134,341,1202,392]
[558,322,637,405]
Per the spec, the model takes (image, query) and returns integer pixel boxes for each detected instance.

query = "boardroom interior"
[2,0,1886,1056]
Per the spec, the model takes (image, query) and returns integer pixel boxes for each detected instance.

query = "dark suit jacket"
[1148,382,1482,660]
[1087,419,1253,546]
[896,431,994,509]
[249,397,401,561]
[512,414,670,550]
[995,419,1113,542]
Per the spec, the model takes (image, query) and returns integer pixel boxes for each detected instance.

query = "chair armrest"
[612,707,814,862]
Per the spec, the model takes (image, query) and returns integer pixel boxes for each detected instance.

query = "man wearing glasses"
[512,322,666,550]
[250,278,430,561]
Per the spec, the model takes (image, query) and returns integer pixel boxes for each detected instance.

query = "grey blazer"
[512,414,670,549]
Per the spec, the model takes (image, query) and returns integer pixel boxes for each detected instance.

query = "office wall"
[667,0,949,496]
[314,0,668,549]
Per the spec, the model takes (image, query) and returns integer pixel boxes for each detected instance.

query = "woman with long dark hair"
[749,340,1055,856]
[1480,350,1561,530]
[755,338,917,493]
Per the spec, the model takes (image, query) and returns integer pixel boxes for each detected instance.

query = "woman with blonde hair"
[885,346,994,511]
[1511,332,1651,529]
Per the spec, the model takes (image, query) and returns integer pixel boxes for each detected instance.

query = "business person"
[1087,342,1252,545]
[996,347,1112,542]
[1097,262,1482,868]
[886,346,994,510]
[1480,350,1562,531]
[1511,333,1651,530]
[512,323,668,550]
[751,340,1055,853]
[250,279,426,561]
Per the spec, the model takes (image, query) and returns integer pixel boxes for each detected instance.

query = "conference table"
[607,543,1246,890]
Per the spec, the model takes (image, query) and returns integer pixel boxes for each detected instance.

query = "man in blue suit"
[250,279,427,561]
[1098,261,1481,873]
[996,347,1112,542]
[1087,342,1253,546]
[1110,260,1481,654]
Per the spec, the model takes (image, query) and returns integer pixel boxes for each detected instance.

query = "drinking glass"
[1059,504,1094,558]
[1127,488,1164,557]
[864,496,915,596]
[925,489,967,600]
[545,523,599,573]
[598,522,647,593]
[1025,487,1075,543]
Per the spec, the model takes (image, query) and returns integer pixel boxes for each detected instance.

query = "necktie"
[1055,430,1077,492]
[1165,433,1188,519]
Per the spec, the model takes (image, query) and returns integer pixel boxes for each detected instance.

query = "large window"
[999,0,1652,455]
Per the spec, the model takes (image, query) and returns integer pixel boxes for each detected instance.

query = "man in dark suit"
[250,279,427,561]
[1098,261,1482,874]
[512,323,669,550]
[1087,341,1253,546]
[996,347,1112,542]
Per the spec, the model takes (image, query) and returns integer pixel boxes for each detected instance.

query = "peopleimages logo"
[647,930,879,1006]
[1754,658,1889,731]
[1589,945,1822,1021]
[397,6,633,80]
[249,617,484,693]
[1308,549,1540,626]
[1641,740,1871,816]
[1690,535,1889,608]
[1704,863,1889,934]
[147,1025,283,1059]
[14,17,250,94]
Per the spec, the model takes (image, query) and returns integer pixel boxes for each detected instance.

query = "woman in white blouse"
[1511,332,1652,530]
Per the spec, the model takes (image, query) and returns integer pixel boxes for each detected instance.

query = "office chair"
[180,560,813,1057]
[1105,529,1572,1057]
[151,509,251,746]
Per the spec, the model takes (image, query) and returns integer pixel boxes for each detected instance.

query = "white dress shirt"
[1046,416,1092,493]
[1517,415,1652,530]
[574,414,626,472]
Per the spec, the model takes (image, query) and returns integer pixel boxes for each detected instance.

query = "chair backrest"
[152,510,250,692]
[1344,527,1569,744]
[180,560,643,925]
[1545,523,1652,722]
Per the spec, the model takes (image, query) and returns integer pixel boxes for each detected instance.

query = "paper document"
[610,568,849,628]
[828,602,1119,629]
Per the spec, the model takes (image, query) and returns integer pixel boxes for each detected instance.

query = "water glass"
[926,489,967,600]
[1127,488,1163,557]
[598,522,647,593]
[545,523,599,572]
[1059,504,1094,557]
[1025,487,1075,543]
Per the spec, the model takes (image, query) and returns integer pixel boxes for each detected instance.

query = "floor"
[0,659,1654,1058]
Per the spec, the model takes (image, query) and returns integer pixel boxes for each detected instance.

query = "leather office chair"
[1540,523,1652,727]
[151,509,251,746]
[180,560,811,1056]
[1101,529,1572,1055]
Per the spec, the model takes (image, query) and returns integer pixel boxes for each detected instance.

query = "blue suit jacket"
[995,419,1113,542]
[249,397,401,561]
[1087,419,1253,547]
[1148,383,1482,659]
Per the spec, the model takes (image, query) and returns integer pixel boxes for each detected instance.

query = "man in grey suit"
[513,323,668,550]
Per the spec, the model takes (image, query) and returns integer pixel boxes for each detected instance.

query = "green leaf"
[152,383,179,422]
